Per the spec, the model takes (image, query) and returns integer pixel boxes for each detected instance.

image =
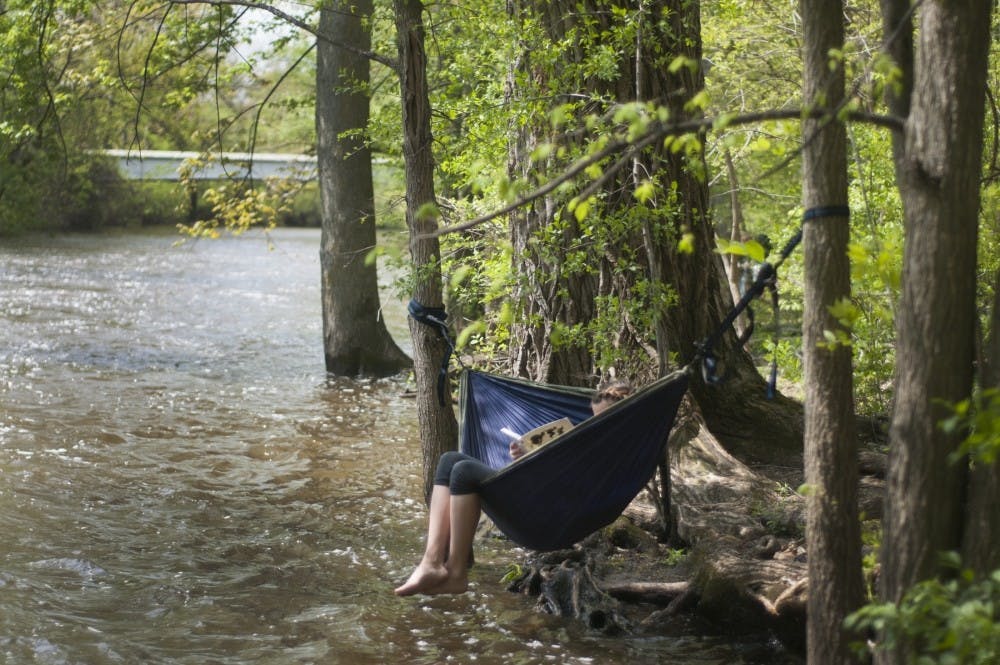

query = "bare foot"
[394,562,448,596]
[423,570,469,595]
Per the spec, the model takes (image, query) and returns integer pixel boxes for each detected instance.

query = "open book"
[502,417,574,460]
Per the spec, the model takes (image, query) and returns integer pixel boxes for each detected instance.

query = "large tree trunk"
[632,0,804,466]
[394,0,459,500]
[316,1,410,377]
[879,1,992,661]
[800,1,863,663]
[504,1,599,387]
[502,2,804,470]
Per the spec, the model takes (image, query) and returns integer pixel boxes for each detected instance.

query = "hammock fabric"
[458,369,689,551]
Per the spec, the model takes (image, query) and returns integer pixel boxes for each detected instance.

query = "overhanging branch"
[168,0,398,70]
[426,108,901,238]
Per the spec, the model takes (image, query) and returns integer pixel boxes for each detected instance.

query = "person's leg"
[394,452,467,596]
[430,491,481,594]
[420,457,490,594]
[393,483,451,596]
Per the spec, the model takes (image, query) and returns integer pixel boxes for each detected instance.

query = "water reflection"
[0,229,791,664]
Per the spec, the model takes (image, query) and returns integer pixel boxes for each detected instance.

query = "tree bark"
[503,1,804,467]
[634,0,804,466]
[878,1,992,661]
[964,269,1000,572]
[316,1,410,377]
[799,1,863,663]
[504,0,599,387]
[394,0,459,500]
[878,0,914,165]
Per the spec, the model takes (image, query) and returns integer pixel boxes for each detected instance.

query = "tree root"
[497,394,885,658]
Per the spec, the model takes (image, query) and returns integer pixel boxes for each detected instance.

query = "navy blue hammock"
[457,368,689,551]
[417,207,831,552]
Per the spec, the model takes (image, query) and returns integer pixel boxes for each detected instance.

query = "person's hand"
[509,439,525,460]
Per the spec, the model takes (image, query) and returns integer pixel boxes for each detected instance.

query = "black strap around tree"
[696,205,850,398]
[408,299,464,406]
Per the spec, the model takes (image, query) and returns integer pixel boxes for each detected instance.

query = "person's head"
[591,380,634,415]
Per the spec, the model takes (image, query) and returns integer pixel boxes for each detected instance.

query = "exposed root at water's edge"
[483,398,887,663]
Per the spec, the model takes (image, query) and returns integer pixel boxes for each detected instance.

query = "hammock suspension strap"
[408,299,465,405]
[697,205,850,397]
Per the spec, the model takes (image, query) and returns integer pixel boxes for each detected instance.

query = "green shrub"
[847,558,1000,665]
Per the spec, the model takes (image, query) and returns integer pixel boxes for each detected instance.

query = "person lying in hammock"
[393,380,634,597]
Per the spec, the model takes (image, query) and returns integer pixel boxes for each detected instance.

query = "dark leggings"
[434,451,494,495]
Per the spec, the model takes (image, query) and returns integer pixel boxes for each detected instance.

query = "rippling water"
[0,228,789,664]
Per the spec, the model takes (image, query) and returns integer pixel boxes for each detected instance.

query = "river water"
[0,228,790,664]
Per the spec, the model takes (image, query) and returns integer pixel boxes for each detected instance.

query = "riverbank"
[491,395,888,662]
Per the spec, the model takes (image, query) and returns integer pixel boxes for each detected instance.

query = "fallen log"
[602,580,690,605]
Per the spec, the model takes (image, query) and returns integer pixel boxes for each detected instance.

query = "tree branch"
[167,0,398,70]
[425,108,902,238]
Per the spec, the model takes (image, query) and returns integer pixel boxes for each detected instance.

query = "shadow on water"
[0,229,796,664]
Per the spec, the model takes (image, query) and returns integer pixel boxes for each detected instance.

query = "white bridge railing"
[101,149,318,181]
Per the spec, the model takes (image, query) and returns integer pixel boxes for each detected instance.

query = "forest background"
[2,1,999,664]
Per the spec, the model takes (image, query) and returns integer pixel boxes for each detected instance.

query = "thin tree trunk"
[878,0,914,165]
[316,1,411,378]
[964,268,1000,572]
[394,0,459,500]
[722,149,749,339]
[800,1,863,663]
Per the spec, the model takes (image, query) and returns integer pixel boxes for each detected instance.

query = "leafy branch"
[425,107,901,238]
[167,0,398,70]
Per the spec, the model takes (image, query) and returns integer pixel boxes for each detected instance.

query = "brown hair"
[591,380,634,406]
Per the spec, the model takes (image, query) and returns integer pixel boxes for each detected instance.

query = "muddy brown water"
[0,228,794,663]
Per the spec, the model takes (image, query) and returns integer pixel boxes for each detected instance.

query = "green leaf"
[744,239,767,263]
[684,90,711,113]
[415,201,440,222]
[530,142,554,162]
[749,136,772,153]
[678,231,695,254]
[364,245,385,267]
[828,297,861,328]
[456,320,486,349]
[668,55,698,74]
[715,237,747,257]
[449,264,474,289]
[713,112,737,131]
[633,181,656,204]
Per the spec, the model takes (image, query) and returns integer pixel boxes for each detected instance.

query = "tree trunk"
[964,269,1000,572]
[879,1,992,661]
[503,2,803,467]
[504,0,599,387]
[800,1,863,663]
[316,1,410,377]
[632,0,804,466]
[722,149,750,340]
[394,0,459,500]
